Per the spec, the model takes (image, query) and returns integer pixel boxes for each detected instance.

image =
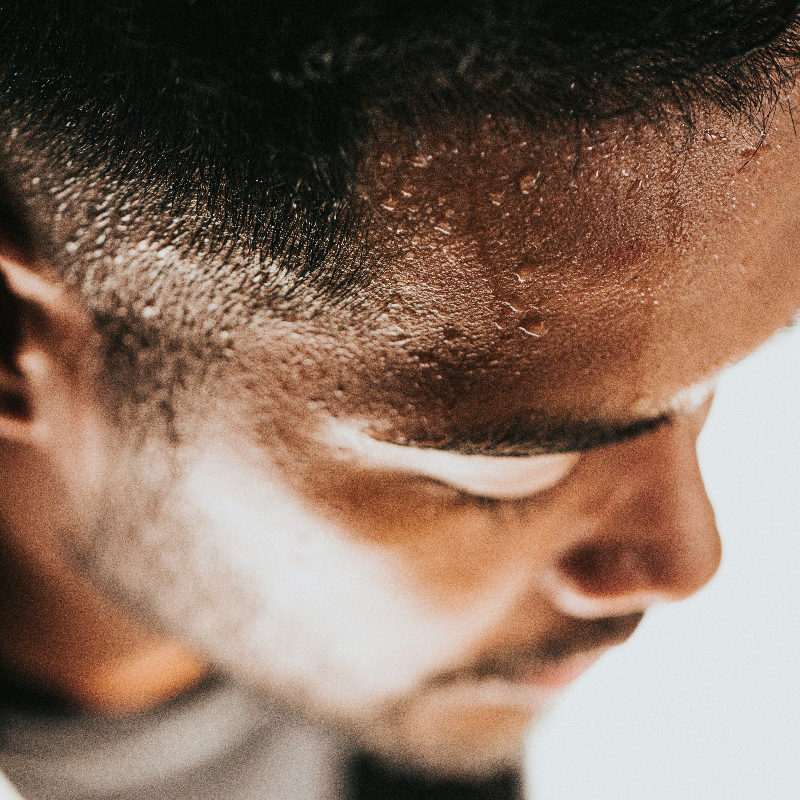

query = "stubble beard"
[71,428,541,780]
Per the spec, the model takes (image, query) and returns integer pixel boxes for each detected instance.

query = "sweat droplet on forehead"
[519,171,540,193]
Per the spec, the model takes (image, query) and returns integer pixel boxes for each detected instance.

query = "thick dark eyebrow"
[407,412,674,457]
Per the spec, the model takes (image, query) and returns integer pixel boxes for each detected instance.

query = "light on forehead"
[322,421,579,500]
[669,378,717,412]
[632,377,717,417]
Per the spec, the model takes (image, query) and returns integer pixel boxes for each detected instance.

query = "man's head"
[1,0,800,780]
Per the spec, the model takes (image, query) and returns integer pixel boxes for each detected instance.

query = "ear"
[0,254,101,452]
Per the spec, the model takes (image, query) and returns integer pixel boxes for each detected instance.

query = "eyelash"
[418,476,525,519]
[457,490,503,510]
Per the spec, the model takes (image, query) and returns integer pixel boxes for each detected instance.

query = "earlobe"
[0,371,30,440]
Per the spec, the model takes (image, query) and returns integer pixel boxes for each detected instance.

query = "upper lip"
[428,612,644,686]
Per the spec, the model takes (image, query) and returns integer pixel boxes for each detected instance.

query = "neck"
[0,482,205,715]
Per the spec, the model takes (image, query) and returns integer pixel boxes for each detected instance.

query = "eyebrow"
[402,412,674,457]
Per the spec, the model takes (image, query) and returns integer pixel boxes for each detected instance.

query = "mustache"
[428,612,644,686]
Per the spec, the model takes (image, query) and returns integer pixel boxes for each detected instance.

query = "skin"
[1,101,800,778]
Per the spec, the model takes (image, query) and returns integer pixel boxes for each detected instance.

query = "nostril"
[559,540,655,598]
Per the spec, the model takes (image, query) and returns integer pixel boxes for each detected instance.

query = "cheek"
[304,467,555,609]
[91,445,526,716]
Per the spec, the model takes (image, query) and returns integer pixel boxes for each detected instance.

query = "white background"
[529,322,800,799]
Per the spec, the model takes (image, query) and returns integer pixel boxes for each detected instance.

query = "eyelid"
[323,421,580,500]
[408,451,580,499]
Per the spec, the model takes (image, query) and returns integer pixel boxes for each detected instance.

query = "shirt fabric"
[0,678,523,800]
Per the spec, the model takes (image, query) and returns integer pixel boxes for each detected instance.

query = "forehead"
[226,110,800,449]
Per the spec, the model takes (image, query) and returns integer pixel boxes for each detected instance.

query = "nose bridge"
[546,416,721,618]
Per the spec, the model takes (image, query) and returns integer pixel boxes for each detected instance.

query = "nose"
[543,410,721,619]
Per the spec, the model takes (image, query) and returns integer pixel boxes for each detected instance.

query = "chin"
[346,679,553,780]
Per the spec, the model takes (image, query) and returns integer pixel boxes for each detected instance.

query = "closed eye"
[410,449,579,499]
[324,420,580,500]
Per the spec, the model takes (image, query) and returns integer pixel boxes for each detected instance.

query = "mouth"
[429,612,644,693]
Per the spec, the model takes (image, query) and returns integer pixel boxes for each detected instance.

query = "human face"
[77,104,800,777]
